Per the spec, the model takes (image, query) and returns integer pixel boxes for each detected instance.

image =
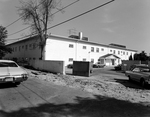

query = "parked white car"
[92,62,105,68]
[0,60,28,85]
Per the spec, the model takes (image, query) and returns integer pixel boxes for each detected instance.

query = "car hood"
[0,67,26,76]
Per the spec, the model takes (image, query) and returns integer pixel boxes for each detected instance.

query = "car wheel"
[140,79,146,88]
[15,82,21,85]
[128,76,132,82]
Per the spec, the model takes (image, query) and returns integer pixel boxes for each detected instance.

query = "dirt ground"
[26,68,150,107]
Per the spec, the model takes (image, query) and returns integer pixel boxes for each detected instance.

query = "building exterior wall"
[45,37,76,64]
[4,36,41,62]
[45,37,114,66]
[45,35,136,66]
[4,34,137,66]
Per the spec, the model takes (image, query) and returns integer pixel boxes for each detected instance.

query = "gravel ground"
[26,69,150,106]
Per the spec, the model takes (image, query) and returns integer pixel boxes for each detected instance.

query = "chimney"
[79,32,83,40]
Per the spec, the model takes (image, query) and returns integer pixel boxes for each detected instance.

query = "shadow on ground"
[114,79,150,89]
[0,83,17,89]
[109,68,125,73]
[0,95,150,117]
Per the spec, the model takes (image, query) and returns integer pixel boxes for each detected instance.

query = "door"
[111,59,115,65]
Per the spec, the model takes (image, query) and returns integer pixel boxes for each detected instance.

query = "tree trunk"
[39,35,46,60]
[40,43,45,60]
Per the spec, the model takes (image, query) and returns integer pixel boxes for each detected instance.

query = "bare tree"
[18,0,62,60]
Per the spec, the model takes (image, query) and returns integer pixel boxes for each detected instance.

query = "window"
[29,44,32,48]
[22,45,24,49]
[33,43,36,49]
[0,62,18,67]
[15,47,17,52]
[25,45,28,50]
[12,47,14,52]
[101,48,104,51]
[83,58,86,61]
[91,59,94,63]
[96,48,99,52]
[69,58,73,62]
[118,51,120,55]
[132,68,140,72]
[140,67,150,72]
[126,52,128,55]
[19,46,21,51]
[110,50,112,52]
[69,44,74,48]
[123,52,125,55]
[113,50,115,54]
[91,47,94,52]
[83,46,86,49]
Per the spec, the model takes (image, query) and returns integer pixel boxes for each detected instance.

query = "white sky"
[0,0,150,54]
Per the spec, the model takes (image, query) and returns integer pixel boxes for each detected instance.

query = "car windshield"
[0,62,18,67]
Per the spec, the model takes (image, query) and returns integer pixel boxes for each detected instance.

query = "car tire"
[15,82,21,85]
[128,76,132,82]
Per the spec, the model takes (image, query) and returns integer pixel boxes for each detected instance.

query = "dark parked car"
[125,64,150,87]
[114,64,122,71]
[67,64,73,69]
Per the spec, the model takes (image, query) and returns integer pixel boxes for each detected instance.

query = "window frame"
[69,44,74,48]
[96,48,99,53]
[69,58,73,62]
[83,46,86,49]
[91,47,94,52]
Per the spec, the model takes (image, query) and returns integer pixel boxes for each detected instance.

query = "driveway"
[66,66,146,89]
[91,66,147,89]
[0,76,150,117]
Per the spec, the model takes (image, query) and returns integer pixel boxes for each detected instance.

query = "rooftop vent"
[109,43,126,48]
[69,32,88,41]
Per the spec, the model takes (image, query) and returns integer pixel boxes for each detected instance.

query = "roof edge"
[6,34,137,52]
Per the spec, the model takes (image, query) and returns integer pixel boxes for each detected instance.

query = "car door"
[131,67,141,81]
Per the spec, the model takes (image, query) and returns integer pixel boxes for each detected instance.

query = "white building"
[4,33,137,66]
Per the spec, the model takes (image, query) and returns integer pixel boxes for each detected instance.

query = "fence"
[122,60,141,72]
[29,60,65,75]
[121,60,149,72]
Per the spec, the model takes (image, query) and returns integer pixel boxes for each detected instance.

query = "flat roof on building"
[6,34,137,52]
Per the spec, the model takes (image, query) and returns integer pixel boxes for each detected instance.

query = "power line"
[7,0,80,37]
[5,0,46,28]
[5,34,37,44]
[47,0,115,30]
[6,0,114,42]
[7,26,31,37]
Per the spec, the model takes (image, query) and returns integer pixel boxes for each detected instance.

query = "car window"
[132,67,140,72]
[0,62,18,67]
[140,68,150,72]
[130,65,136,71]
